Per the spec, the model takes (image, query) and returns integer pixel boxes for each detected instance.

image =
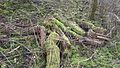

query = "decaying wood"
[39,26,46,47]
[93,27,106,34]
[79,37,104,46]
[96,36,110,41]
[48,17,110,47]
[79,19,96,29]
[0,14,110,48]
[0,24,45,36]
[87,29,110,41]
[45,32,60,68]
[78,28,110,46]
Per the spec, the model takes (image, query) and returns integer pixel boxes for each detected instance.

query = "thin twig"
[107,26,115,37]
[8,46,20,54]
[108,12,120,22]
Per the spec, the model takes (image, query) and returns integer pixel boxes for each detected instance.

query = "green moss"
[45,32,60,68]
[52,18,67,31]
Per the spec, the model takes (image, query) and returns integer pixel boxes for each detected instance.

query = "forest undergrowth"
[0,0,120,68]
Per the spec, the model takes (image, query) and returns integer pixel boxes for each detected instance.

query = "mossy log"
[54,24,71,45]
[80,19,96,29]
[52,17,67,31]
[45,32,60,68]
[67,28,82,38]
[80,19,106,33]
[52,18,86,36]
[68,22,86,36]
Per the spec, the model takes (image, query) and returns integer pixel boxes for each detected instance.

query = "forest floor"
[0,1,120,68]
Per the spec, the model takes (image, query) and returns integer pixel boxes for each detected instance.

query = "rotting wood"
[0,15,110,48]
[38,26,46,47]
[87,29,110,41]
[78,29,110,47]
[45,32,60,68]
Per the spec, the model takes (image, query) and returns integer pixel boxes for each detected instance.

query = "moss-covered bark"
[68,22,86,36]
[52,18,86,36]
[45,32,60,68]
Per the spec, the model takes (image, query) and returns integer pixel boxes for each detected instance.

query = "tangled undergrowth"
[0,1,120,68]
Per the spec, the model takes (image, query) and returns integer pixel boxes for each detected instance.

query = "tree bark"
[89,0,98,20]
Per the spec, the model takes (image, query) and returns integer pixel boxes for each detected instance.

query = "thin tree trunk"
[89,0,98,20]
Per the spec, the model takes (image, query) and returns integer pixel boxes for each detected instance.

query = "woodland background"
[0,0,120,68]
